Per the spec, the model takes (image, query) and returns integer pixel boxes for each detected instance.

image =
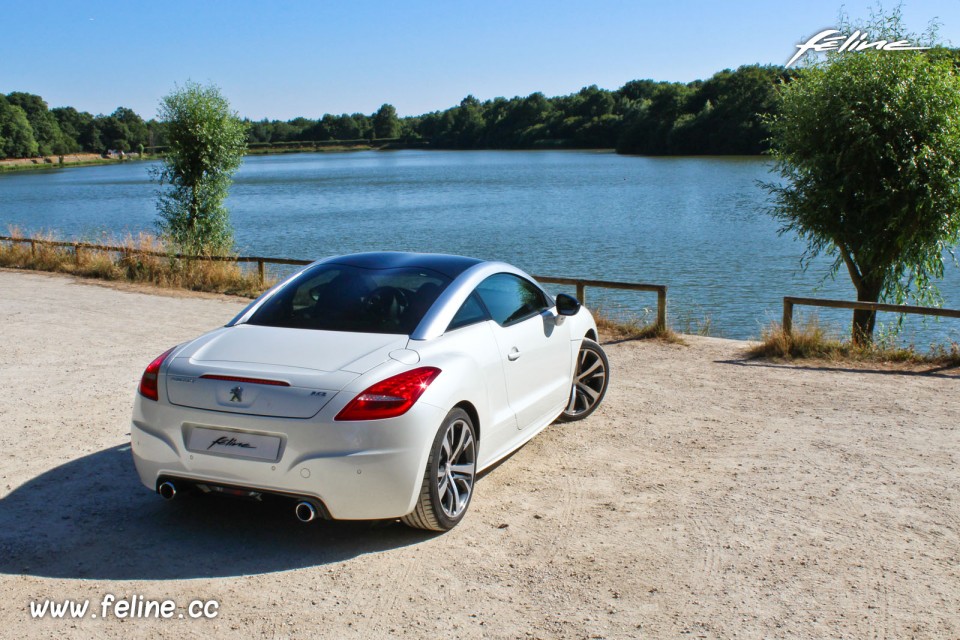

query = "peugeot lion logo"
[229,386,243,403]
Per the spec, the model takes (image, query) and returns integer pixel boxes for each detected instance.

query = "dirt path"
[1,269,958,638]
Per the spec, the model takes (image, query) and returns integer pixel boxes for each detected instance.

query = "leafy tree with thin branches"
[764,10,960,344]
[154,82,248,255]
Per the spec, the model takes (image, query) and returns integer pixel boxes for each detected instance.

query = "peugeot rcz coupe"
[131,252,609,531]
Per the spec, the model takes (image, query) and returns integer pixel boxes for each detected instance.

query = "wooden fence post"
[782,298,794,336]
[576,283,586,305]
[657,287,667,331]
[257,260,265,287]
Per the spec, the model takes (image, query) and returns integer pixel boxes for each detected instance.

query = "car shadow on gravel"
[717,358,960,379]
[0,445,435,580]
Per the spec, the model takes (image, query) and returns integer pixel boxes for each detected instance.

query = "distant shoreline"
[0,153,126,172]
[0,145,385,173]
[0,145,766,174]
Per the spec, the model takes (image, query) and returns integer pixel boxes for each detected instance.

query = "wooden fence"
[0,236,668,329]
[782,296,960,334]
[534,276,667,331]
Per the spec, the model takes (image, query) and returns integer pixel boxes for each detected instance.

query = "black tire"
[401,408,477,531]
[556,338,609,422]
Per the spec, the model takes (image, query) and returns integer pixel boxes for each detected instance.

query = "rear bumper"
[131,394,444,520]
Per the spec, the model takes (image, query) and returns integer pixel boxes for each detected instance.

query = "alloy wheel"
[565,343,607,418]
[436,418,476,519]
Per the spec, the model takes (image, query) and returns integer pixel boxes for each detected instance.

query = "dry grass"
[747,317,960,366]
[593,307,684,343]
[0,228,268,298]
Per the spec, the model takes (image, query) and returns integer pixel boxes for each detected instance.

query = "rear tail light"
[138,347,176,401]
[335,367,441,421]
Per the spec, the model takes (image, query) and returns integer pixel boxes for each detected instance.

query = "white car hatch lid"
[164,325,407,418]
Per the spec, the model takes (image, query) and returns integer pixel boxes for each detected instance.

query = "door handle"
[507,347,521,361]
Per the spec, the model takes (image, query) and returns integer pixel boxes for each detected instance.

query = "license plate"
[186,427,282,461]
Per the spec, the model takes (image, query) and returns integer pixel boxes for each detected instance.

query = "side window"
[447,293,490,331]
[474,273,550,327]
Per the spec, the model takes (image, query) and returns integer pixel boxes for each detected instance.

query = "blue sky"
[3,1,958,120]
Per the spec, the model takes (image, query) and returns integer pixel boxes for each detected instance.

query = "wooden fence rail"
[533,276,667,330]
[0,235,668,329]
[782,296,960,335]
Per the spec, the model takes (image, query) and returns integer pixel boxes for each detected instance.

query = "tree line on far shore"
[0,93,159,158]
[0,64,799,160]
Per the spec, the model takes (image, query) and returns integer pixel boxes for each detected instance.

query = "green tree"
[450,96,484,147]
[288,116,314,141]
[351,113,373,140]
[111,107,149,149]
[685,65,795,154]
[154,82,248,255]
[268,120,297,142]
[6,92,63,155]
[764,46,960,343]
[300,114,336,141]
[100,114,132,152]
[572,85,615,119]
[616,82,694,154]
[248,118,273,143]
[146,119,166,148]
[82,118,106,153]
[372,103,401,139]
[50,107,90,153]
[0,97,39,158]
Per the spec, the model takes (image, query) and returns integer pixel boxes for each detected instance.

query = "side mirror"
[555,293,581,316]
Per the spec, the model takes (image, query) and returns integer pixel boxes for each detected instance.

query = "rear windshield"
[245,263,451,335]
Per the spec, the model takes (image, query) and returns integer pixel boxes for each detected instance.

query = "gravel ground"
[1,269,958,639]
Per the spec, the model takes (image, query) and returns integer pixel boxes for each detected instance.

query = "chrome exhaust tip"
[158,481,177,501]
[295,501,317,523]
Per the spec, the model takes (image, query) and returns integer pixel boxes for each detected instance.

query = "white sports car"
[131,252,609,531]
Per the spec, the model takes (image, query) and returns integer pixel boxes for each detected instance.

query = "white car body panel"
[490,310,571,430]
[183,324,407,375]
[409,319,518,468]
[164,325,407,419]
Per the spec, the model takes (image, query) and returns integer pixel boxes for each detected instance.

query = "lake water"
[2,150,958,344]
